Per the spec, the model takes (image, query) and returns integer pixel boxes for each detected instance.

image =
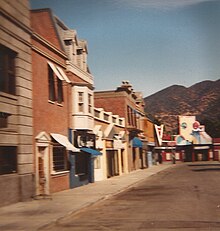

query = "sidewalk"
[0,164,173,231]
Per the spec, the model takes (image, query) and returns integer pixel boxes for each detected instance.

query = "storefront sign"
[106,140,113,149]
[74,131,95,148]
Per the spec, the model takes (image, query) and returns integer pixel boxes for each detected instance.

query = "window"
[77,49,83,55]
[48,64,64,103]
[78,92,84,112]
[48,66,56,101]
[88,94,92,113]
[94,156,101,169]
[77,49,83,67]
[0,45,16,95]
[57,78,63,103]
[0,112,10,128]
[104,113,109,121]
[127,106,132,125]
[0,146,17,175]
[53,145,68,172]
[119,119,123,126]
[112,117,117,123]
[94,110,100,118]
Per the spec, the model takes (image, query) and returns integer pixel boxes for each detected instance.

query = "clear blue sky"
[30,0,220,97]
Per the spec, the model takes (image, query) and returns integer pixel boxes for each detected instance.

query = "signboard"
[155,125,164,146]
[73,131,96,149]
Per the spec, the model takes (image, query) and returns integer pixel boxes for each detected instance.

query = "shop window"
[0,146,17,175]
[0,45,16,95]
[53,145,68,172]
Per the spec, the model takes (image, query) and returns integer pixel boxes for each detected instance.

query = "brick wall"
[50,174,69,193]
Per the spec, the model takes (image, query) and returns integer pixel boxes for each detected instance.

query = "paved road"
[41,162,220,231]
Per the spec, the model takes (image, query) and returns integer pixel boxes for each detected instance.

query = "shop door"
[36,146,50,196]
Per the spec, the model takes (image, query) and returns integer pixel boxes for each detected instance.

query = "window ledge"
[51,170,69,176]
[0,92,17,101]
[48,100,56,104]
[48,100,64,107]
[57,103,63,107]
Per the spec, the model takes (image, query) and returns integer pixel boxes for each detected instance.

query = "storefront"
[69,130,101,188]
[131,137,144,170]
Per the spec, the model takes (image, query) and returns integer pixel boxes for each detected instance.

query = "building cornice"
[0,8,32,47]
[32,45,66,68]
[0,24,32,48]
[0,7,32,35]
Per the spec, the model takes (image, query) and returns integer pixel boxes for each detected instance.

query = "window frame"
[0,45,17,95]
[0,146,17,175]
[78,91,84,113]
[88,93,92,114]
[52,143,69,173]
[48,63,64,104]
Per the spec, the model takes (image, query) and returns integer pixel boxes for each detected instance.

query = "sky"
[30,0,220,97]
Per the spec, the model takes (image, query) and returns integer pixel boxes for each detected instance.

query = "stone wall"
[0,0,34,206]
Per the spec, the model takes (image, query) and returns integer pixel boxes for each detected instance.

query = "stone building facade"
[0,0,34,206]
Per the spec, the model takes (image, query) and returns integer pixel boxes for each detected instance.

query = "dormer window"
[77,49,83,55]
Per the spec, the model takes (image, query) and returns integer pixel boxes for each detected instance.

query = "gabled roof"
[31,8,65,53]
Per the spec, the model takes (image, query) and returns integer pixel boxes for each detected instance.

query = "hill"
[144,79,220,137]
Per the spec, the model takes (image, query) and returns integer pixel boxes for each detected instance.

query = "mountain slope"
[144,79,220,137]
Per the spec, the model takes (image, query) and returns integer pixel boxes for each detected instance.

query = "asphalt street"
[41,162,220,231]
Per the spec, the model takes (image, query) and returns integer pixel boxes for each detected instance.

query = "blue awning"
[132,137,143,148]
[80,147,102,156]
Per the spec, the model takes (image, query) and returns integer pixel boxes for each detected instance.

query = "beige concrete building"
[0,0,33,206]
[94,107,127,181]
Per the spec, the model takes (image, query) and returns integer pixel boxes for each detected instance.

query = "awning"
[194,146,210,150]
[56,66,71,83]
[132,137,142,148]
[48,61,71,83]
[47,61,64,81]
[80,147,102,156]
[51,133,79,152]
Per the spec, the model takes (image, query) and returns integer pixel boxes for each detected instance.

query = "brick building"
[0,0,34,206]
[94,81,147,172]
[31,8,77,195]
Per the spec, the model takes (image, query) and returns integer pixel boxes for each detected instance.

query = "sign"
[155,125,164,146]
[74,131,95,149]
[106,140,113,149]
